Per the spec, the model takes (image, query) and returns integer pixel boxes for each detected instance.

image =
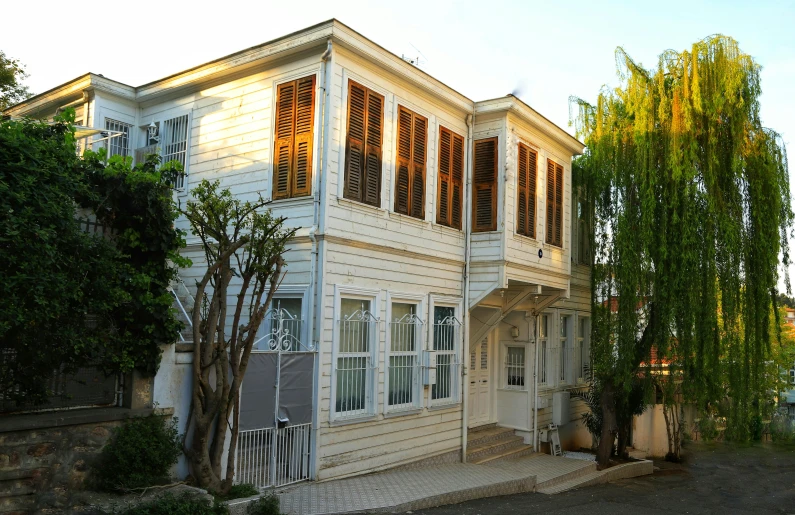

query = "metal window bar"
[75,216,115,239]
[254,305,307,352]
[234,423,311,488]
[505,347,525,390]
[539,340,548,386]
[105,119,132,158]
[335,309,378,417]
[431,316,461,404]
[558,340,570,384]
[162,115,189,189]
[387,313,423,410]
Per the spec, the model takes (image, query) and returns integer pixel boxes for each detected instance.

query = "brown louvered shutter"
[273,81,295,200]
[345,81,383,206]
[516,143,537,238]
[546,158,563,247]
[273,76,315,199]
[292,76,315,197]
[436,126,464,230]
[394,106,426,219]
[473,137,498,232]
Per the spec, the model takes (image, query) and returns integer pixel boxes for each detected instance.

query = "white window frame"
[575,313,591,383]
[104,118,134,159]
[331,285,381,422]
[558,310,574,386]
[428,295,463,407]
[384,291,425,414]
[538,312,552,390]
[254,285,310,352]
[137,109,192,196]
[502,342,527,391]
[161,113,190,192]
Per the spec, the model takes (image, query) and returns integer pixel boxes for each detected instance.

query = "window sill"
[497,388,528,393]
[383,407,423,419]
[427,401,460,411]
[269,196,314,208]
[513,232,539,246]
[328,414,378,427]
[387,210,430,229]
[336,196,383,214]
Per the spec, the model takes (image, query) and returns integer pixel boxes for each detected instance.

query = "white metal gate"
[234,306,315,488]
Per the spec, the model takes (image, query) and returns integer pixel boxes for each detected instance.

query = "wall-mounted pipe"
[461,110,474,462]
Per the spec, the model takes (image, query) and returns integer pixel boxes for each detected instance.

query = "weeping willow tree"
[572,35,792,465]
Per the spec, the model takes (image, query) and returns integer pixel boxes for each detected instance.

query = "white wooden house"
[5,19,591,485]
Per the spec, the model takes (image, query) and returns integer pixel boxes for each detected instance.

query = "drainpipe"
[533,312,540,450]
[308,39,332,481]
[461,110,474,462]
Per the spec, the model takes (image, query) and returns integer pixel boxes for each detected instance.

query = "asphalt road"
[412,442,795,514]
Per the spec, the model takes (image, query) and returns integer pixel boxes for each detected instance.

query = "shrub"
[246,493,281,515]
[698,417,719,441]
[770,415,795,442]
[112,493,228,515]
[96,415,182,491]
[214,483,258,501]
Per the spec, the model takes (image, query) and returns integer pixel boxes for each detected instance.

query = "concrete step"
[466,436,525,462]
[537,469,603,494]
[535,461,598,492]
[467,423,498,434]
[469,444,535,465]
[467,426,516,447]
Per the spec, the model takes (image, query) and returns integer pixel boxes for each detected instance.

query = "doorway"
[468,334,492,427]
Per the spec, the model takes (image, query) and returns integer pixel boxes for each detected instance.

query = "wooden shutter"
[546,158,564,247]
[516,143,537,238]
[344,80,383,206]
[437,126,464,229]
[472,138,498,232]
[394,105,427,219]
[273,76,315,199]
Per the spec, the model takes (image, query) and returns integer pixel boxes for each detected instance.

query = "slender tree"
[0,51,31,111]
[572,35,792,465]
[182,180,295,493]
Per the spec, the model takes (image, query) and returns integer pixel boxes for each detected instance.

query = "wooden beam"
[471,286,537,344]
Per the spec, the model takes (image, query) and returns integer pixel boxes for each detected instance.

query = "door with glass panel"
[468,334,491,427]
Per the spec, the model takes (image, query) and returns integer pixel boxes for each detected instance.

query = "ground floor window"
[431,305,460,404]
[576,315,591,382]
[387,302,422,410]
[538,314,550,387]
[335,297,378,418]
[504,346,526,390]
[255,297,304,351]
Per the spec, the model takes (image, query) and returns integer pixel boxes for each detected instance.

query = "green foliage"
[0,112,187,406]
[246,493,282,515]
[96,415,182,491]
[0,50,31,110]
[110,494,228,515]
[698,417,719,441]
[770,415,795,442]
[213,483,259,501]
[572,35,792,441]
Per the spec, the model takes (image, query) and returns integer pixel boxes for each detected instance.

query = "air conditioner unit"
[552,391,571,426]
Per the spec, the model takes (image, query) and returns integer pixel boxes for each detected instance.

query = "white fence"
[235,423,312,488]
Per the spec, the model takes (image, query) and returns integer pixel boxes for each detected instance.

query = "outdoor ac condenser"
[552,391,571,426]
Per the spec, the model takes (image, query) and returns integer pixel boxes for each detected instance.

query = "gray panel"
[278,353,314,426]
[240,353,278,430]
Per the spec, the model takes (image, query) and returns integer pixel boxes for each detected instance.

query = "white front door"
[468,335,491,427]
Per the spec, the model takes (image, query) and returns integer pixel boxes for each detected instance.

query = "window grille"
[387,303,422,411]
[254,298,307,351]
[577,316,590,382]
[335,299,378,418]
[790,368,795,385]
[105,119,133,158]
[162,114,189,189]
[559,315,571,384]
[431,306,460,404]
[505,346,525,390]
[539,314,549,386]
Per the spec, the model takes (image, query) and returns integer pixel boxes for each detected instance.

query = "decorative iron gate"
[234,306,316,488]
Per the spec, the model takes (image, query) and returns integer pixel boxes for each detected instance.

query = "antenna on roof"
[401,42,428,68]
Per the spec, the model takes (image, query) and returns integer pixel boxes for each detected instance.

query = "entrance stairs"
[466,424,534,464]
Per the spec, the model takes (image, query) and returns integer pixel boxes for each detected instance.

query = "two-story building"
[5,19,591,486]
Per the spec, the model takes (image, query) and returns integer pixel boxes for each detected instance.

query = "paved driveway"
[414,442,795,514]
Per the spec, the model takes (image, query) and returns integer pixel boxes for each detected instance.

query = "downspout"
[533,312,540,450]
[461,110,474,462]
[309,39,332,481]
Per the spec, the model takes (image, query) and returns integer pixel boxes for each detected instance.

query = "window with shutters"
[472,137,498,232]
[273,75,316,200]
[546,158,564,247]
[516,143,538,238]
[394,106,428,219]
[437,126,464,229]
[344,80,384,207]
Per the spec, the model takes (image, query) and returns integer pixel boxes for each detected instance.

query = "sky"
[4,0,795,284]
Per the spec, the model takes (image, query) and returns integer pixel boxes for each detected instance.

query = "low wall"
[632,404,696,458]
[0,407,165,514]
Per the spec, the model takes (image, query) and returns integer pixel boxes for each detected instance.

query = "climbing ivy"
[571,35,792,455]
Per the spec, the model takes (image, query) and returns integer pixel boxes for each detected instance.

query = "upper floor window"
[394,106,427,219]
[437,127,464,229]
[344,80,384,207]
[516,143,538,238]
[162,114,189,190]
[472,137,497,232]
[105,119,132,159]
[273,76,316,199]
[546,158,564,247]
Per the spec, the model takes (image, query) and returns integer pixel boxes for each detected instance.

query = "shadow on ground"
[413,442,795,514]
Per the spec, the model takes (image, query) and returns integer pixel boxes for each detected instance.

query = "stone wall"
[0,408,164,514]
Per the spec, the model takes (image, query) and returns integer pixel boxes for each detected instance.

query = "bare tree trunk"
[598,381,618,467]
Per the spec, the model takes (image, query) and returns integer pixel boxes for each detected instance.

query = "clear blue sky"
[4,0,794,286]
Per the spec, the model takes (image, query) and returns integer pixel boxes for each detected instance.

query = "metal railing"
[254,307,308,352]
[504,347,526,390]
[235,423,312,488]
[387,313,422,410]
[335,309,378,417]
[430,316,461,405]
